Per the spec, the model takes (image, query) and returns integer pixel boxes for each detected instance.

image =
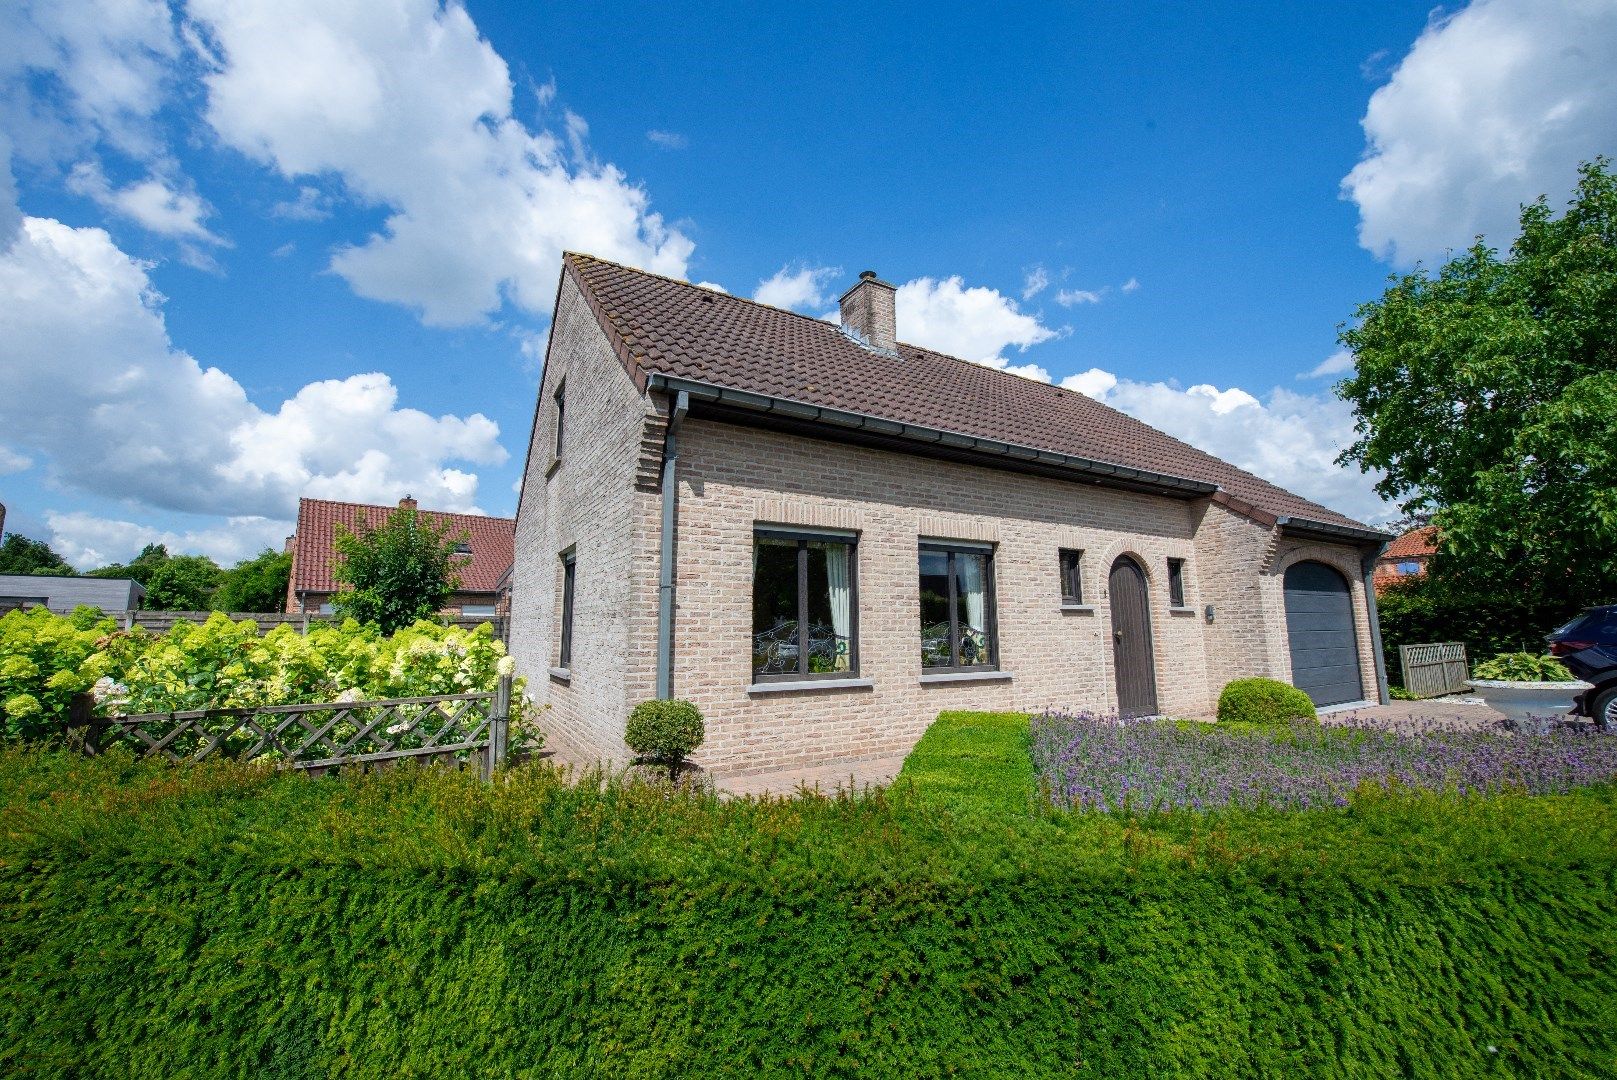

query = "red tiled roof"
[1381,525,1437,560]
[289,498,515,596]
[564,253,1372,531]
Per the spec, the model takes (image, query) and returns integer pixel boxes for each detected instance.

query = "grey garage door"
[1283,561,1363,707]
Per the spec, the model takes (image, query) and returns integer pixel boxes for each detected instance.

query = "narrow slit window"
[553,381,566,459]
[919,543,998,671]
[1059,549,1084,604]
[559,550,576,667]
[751,529,859,681]
[1168,558,1186,607]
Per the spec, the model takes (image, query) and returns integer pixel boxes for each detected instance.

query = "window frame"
[918,540,999,673]
[1167,557,1186,607]
[558,549,576,668]
[1058,548,1084,604]
[750,527,861,683]
[552,380,566,460]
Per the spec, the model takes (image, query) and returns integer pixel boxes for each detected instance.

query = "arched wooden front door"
[1109,556,1158,718]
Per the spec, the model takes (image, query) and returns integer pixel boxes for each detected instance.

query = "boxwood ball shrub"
[625,698,704,773]
[1217,677,1317,725]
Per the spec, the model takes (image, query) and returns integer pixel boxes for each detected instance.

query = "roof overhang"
[1276,515,1393,547]
[647,373,1220,501]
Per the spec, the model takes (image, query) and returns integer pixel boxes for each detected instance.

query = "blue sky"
[3,0,1615,568]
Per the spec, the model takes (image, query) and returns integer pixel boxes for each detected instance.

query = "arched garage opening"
[1283,561,1363,707]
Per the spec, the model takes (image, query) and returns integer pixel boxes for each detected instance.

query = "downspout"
[655,391,690,699]
[1360,542,1391,705]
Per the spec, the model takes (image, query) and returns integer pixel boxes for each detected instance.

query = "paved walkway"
[713,752,910,798]
[1318,696,1506,730]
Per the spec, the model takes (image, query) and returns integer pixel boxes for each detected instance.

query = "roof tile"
[290,498,514,596]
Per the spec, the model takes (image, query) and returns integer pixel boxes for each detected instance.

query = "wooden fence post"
[64,692,103,756]
[487,674,512,780]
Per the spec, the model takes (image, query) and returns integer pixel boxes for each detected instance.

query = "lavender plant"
[1032,710,1617,813]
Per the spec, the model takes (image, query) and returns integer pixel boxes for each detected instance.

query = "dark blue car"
[1547,605,1617,727]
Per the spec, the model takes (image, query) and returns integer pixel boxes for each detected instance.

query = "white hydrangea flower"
[496,656,516,677]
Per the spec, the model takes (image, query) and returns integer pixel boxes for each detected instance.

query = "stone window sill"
[1168,606,1197,616]
[919,670,1013,685]
[747,677,874,695]
[544,458,563,478]
[548,666,571,683]
[1060,603,1096,614]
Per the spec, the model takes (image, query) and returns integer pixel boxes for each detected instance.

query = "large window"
[559,550,576,668]
[1059,549,1084,604]
[751,529,858,681]
[919,542,997,670]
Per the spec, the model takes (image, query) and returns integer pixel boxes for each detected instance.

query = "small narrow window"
[452,542,473,555]
[559,551,576,667]
[553,381,566,459]
[751,529,859,680]
[461,604,497,617]
[919,543,997,670]
[1397,561,1421,575]
[1167,558,1186,607]
[1059,549,1084,604]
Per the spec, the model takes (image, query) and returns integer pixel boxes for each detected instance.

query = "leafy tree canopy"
[143,555,224,611]
[331,507,468,634]
[1338,158,1617,608]
[212,549,292,613]
[0,534,75,576]
[88,543,172,586]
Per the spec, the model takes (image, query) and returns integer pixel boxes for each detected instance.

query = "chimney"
[399,494,417,511]
[838,270,897,353]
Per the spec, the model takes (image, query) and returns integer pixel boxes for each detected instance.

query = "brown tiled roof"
[1381,526,1437,560]
[564,253,1372,531]
[288,498,515,596]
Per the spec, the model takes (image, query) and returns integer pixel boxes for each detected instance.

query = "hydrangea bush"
[1033,710,1617,813]
[1,607,534,744]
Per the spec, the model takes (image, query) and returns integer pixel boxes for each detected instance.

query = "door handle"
[1114,630,1124,640]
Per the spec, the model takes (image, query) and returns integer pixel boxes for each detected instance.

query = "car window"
[1556,609,1617,640]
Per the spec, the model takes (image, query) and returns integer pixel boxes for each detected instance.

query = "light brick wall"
[667,420,1228,774]
[508,277,657,762]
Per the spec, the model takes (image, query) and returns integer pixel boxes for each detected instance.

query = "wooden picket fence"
[1398,642,1471,699]
[66,676,514,779]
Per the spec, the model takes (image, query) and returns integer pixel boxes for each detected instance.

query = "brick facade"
[511,271,1384,774]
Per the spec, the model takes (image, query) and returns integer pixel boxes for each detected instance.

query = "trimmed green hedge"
[2,734,1616,1076]
[1217,677,1318,725]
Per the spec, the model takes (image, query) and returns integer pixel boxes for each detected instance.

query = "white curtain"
[824,542,851,671]
[957,553,986,635]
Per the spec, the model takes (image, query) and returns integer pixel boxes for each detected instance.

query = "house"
[0,573,145,614]
[510,254,1392,774]
[1373,526,1436,593]
[285,496,515,617]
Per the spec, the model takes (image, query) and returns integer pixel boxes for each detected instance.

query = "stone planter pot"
[1468,679,1592,734]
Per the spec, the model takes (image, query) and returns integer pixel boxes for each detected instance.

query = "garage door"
[1283,561,1363,707]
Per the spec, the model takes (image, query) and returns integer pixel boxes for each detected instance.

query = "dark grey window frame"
[553,380,566,460]
[1058,548,1084,604]
[559,549,576,668]
[1167,557,1186,607]
[919,540,999,673]
[750,527,860,684]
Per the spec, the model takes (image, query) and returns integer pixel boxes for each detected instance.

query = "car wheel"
[1593,686,1617,730]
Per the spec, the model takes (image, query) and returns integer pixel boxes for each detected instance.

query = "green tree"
[0,534,75,576]
[212,549,292,613]
[331,507,468,633]
[144,555,224,611]
[1338,158,1617,613]
[88,543,172,586]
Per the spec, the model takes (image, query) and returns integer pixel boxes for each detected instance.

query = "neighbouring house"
[0,573,145,614]
[510,254,1392,773]
[1373,526,1437,593]
[285,496,515,617]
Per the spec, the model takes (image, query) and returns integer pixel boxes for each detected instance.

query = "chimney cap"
[859,270,877,281]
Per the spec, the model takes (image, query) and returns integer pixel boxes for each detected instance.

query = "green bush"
[1375,572,1584,685]
[1216,677,1317,725]
[1388,684,1417,700]
[1472,651,1576,682]
[625,698,704,773]
[1,741,1614,1076]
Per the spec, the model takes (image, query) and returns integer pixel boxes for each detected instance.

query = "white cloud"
[1344,0,1617,265]
[0,214,506,520]
[0,445,32,474]
[694,280,727,293]
[646,129,687,149]
[44,510,291,570]
[894,275,1059,365]
[1121,277,1140,293]
[271,184,332,221]
[1021,265,1049,299]
[1301,349,1355,379]
[185,0,693,326]
[66,160,225,244]
[754,263,839,310]
[1074,370,1391,523]
[1054,287,1104,307]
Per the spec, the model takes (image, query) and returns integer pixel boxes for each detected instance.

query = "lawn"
[1,715,1615,1076]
